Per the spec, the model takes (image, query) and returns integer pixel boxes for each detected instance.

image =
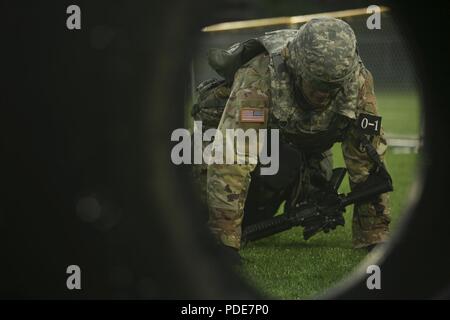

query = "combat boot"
[219,243,242,267]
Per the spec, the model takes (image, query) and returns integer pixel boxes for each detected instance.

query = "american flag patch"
[239,108,265,123]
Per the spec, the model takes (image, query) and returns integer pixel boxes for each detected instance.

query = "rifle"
[242,139,393,243]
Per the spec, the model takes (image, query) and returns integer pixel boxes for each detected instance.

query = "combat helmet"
[285,17,359,89]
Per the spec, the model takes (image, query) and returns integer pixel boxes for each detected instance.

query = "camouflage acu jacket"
[205,30,390,249]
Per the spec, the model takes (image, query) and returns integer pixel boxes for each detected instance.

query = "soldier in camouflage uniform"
[199,17,390,253]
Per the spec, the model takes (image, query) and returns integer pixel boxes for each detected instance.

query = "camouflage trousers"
[194,149,390,249]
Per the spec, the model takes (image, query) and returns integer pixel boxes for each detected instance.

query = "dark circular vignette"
[1,0,260,299]
[325,1,450,299]
[141,0,262,299]
[1,0,449,299]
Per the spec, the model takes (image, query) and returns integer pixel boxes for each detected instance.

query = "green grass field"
[239,91,421,299]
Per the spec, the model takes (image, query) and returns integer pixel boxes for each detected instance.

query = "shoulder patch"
[239,108,266,123]
[356,113,382,135]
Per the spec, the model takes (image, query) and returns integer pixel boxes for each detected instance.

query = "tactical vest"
[194,30,365,154]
